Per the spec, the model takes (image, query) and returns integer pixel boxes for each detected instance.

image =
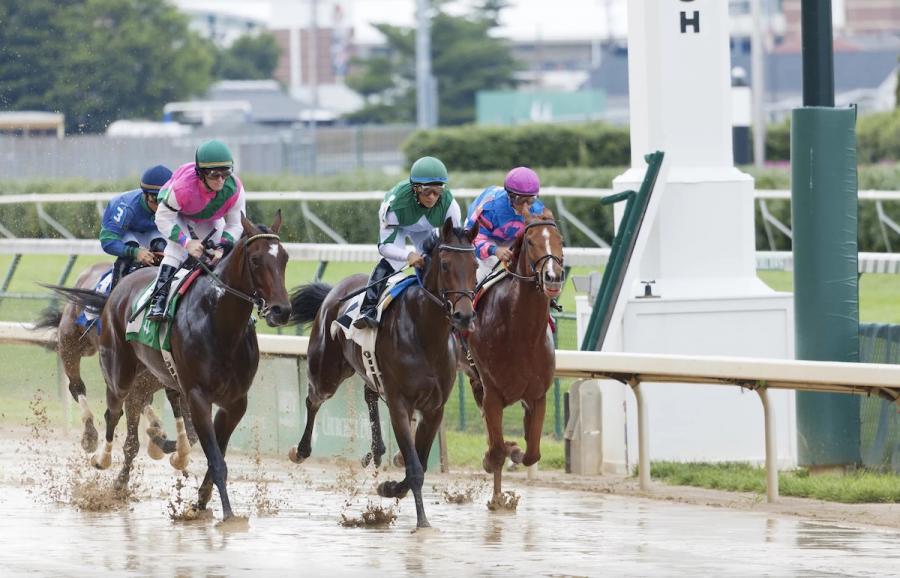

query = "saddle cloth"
[330,275,420,396]
[124,267,203,351]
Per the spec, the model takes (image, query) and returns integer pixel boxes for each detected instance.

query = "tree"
[0,0,216,134]
[344,2,518,125]
[216,33,281,80]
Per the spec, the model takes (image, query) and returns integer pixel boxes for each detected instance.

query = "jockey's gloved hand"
[215,238,234,257]
[135,247,156,266]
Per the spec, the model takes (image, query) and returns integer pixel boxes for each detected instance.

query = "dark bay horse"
[38,262,196,493]
[461,209,564,502]
[288,219,477,529]
[52,214,291,519]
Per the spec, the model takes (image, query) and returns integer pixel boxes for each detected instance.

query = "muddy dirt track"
[1,427,899,577]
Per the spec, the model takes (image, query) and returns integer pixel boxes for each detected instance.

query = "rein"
[418,243,476,318]
[196,232,281,317]
[507,220,565,294]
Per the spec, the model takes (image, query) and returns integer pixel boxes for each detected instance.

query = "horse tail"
[34,304,63,330]
[41,284,110,313]
[288,282,332,325]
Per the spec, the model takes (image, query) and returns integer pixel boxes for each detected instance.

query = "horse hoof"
[392,451,404,468]
[361,452,373,468]
[169,452,190,471]
[508,446,525,465]
[91,452,111,470]
[377,480,395,498]
[81,420,99,453]
[288,447,307,464]
[146,438,166,460]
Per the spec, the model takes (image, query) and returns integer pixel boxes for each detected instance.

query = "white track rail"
[4,321,899,503]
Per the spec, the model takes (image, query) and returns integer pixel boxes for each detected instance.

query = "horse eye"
[441,261,449,272]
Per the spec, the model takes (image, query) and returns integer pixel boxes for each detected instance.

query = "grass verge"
[652,461,900,503]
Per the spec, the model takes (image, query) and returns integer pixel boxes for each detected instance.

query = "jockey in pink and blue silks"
[147,140,247,320]
[464,166,545,281]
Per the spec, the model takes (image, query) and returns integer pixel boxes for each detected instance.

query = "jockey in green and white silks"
[353,156,462,330]
[147,139,247,320]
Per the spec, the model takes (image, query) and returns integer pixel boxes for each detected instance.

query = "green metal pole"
[801,0,835,107]
[793,0,859,469]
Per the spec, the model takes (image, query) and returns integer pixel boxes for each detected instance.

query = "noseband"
[419,243,476,318]
[506,221,565,294]
[197,232,282,317]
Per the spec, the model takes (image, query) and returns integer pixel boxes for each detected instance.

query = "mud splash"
[250,426,282,516]
[434,479,489,505]
[487,490,521,511]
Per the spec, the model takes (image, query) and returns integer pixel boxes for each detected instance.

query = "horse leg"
[289,379,334,464]
[196,396,247,513]
[521,395,547,467]
[413,407,444,474]
[361,387,386,468]
[187,389,236,519]
[91,386,126,470]
[114,391,149,494]
[166,388,191,471]
[60,346,98,452]
[481,388,507,499]
[378,403,430,529]
[143,401,168,460]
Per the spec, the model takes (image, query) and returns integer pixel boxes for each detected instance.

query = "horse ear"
[441,217,454,239]
[541,207,555,220]
[271,209,282,234]
[240,212,254,237]
[466,226,478,243]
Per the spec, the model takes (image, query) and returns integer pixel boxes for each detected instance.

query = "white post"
[757,387,779,503]
[631,380,650,491]
[415,0,434,128]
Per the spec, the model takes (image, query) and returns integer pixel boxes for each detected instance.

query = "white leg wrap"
[91,441,113,470]
[78,395,93,423]
[169,417,191,470]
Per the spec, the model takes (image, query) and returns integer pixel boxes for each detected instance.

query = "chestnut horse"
[51,214,291,519]
[38,262,196,493]
[288,219,477,529]
[460,209,564,502]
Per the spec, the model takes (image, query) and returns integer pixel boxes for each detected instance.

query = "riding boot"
[353,259,395,330]
[146,264,177,321]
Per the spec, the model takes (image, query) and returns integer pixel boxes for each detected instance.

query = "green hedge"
[401,111,898,169]
[401,122,631,171]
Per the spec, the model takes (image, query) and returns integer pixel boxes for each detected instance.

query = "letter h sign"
[680,0,700,33]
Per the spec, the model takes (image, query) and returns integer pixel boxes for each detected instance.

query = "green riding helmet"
[409,156,448,184]
[195,140,234,170]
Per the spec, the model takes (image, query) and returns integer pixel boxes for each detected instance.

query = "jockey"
[465,166,545,280]
[147,140,247,321]
[99,164,172,291]
[353,156,462,330]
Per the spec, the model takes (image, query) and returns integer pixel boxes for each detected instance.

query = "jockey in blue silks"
[99,164,172,291]
[465,166,545,280]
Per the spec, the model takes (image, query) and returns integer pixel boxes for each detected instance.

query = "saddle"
[330,275,420,395]
[124,267,204,351]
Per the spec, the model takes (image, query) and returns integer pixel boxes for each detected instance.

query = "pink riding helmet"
[504,166,541,197]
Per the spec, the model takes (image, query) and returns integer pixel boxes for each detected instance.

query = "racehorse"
[37,262,196,493]
[51,213,291,520]
[287,219,477,529]
[460,209,564,503]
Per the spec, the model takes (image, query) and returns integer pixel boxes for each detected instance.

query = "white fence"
[4,321,900,503]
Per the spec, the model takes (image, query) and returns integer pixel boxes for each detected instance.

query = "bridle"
[196,232,282,317]
[419,242,476,319]
[505,220,565,294]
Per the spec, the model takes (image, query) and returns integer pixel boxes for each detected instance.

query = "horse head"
[512,208,565,299]
[236,211,291,326]
[421,218,478,332]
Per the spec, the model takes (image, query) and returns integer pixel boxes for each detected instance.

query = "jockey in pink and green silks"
[147,139,247,321]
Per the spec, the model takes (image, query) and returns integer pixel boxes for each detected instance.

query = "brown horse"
[460,209,564,502]
[37,262,196,493]
[51,213,291,520]
[288,219,477,529]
